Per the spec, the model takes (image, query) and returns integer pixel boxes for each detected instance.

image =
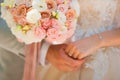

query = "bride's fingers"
[65,43,74,54]
[68,47,76,56]
[65,45,71,53]
[78,53,88,59]
[73,50,80,59]
[60,48,83,68]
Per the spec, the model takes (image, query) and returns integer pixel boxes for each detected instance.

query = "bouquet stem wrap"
[23,43,41,80]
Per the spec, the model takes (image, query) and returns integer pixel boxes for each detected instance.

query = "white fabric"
[73,0,117,80]
[39,42,50,66]
[0,17,25,57]
[1,0,120,80]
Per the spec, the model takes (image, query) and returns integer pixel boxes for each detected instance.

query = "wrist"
[94,34,105,48]
[91,34,104,49]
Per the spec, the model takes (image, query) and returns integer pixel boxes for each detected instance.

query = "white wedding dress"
[1,0,120,80]
[37,0,120,80]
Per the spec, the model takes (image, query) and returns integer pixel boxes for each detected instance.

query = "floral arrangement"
[1,0,80,44]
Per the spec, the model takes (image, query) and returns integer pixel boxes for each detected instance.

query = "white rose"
[57,11,66,24]
[26,9,41,24]
[32,0,47,12]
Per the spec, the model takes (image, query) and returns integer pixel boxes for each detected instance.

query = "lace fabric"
[73,0,120,80]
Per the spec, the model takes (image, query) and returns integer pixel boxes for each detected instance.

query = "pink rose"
[46,28,68,44]
[51,19,61,29]
[46,28,60,43]
[46,28,59,39]
[56,0,64,4]
[58,4,68,13]
[34,27,46,38]
[41,19,52,29]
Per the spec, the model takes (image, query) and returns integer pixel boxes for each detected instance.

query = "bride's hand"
[65,35,103,59]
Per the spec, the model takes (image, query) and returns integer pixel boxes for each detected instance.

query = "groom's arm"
[0,17,25,57]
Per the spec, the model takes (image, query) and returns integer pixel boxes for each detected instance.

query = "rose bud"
[41,10,51,19]
[46,0,56,10]
[16,4,27,16]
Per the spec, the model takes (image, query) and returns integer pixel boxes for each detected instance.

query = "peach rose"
[46,0,56,10]
[17,17,28,26]
[9,5,28,26]
[41,10,51,19]
[16,4,27,16]
[65,9,76,20]
[9,8,17,15]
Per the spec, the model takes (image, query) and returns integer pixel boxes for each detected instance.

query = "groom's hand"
[46,44,84,72]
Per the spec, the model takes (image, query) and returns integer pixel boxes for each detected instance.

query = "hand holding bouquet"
[1,0,80,80]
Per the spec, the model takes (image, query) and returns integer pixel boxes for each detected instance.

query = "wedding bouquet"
[1,0,79,44]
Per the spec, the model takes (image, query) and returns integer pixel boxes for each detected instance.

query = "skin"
[46,28,120,72]
[24,28,120,72]
[46,44,84,72]
[65,28,120,59]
